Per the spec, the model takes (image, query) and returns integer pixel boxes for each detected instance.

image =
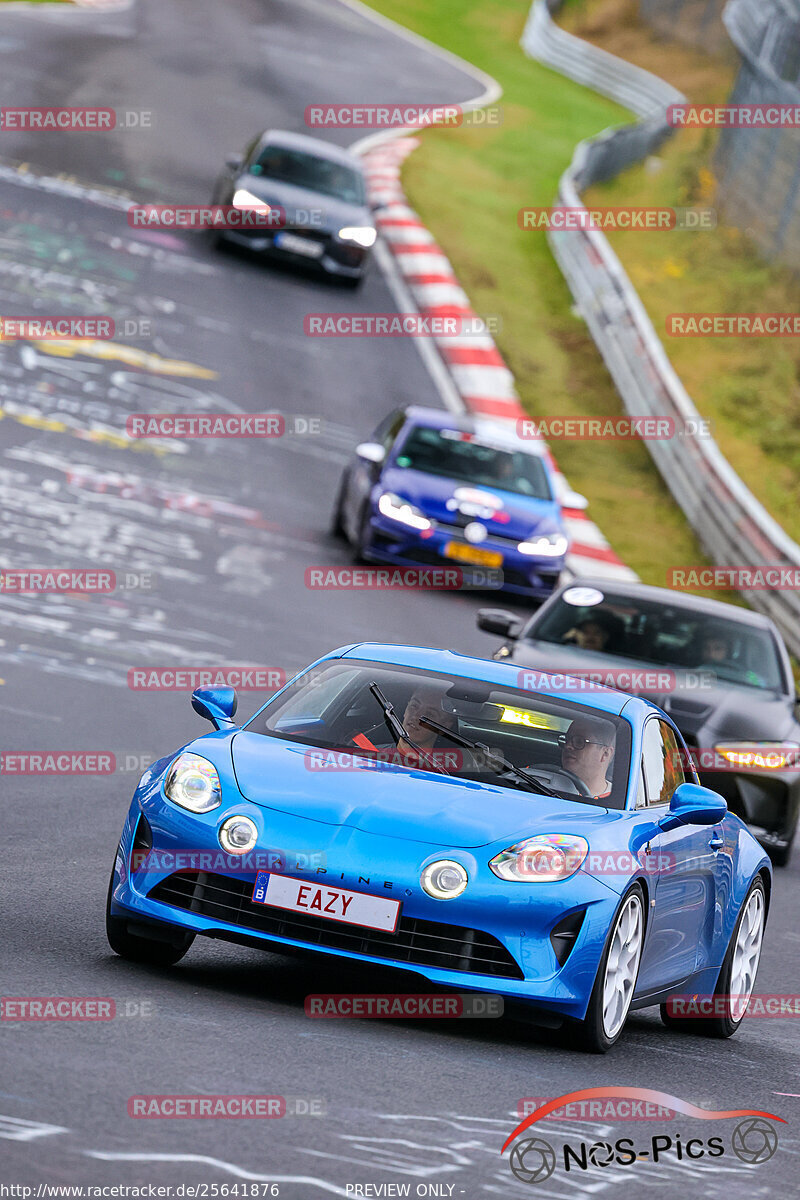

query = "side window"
[641,719,686,805]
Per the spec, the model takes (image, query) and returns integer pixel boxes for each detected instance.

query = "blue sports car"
[331,406,577,601]
[107,644,770,1052]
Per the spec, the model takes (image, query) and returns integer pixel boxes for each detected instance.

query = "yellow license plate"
[444,541,503,568]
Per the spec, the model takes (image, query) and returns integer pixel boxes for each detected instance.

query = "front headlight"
[338,225,377,248]
[713,741,800,771]
[164,753,222,812]
[232,187,271,212]
[517,532,569,558]
[489,834,588,882]
[378,491,432,531]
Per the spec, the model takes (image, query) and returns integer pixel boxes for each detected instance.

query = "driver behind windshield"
[563,610,626,654]
[558,716,617,799]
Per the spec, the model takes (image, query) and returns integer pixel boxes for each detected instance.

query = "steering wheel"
[524,764,593,797]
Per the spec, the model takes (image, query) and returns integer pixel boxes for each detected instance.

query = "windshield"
[250,146,365,204]
[245,659,631,807]
[393,425,553,500]
[531,587,786,692]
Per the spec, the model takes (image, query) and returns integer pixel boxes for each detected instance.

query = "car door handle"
[709,835,724,850]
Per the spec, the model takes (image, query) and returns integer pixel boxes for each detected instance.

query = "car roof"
[556,576,778,630]
[400,406,547,458]
[259,129,363,170]
[332,642,633,717]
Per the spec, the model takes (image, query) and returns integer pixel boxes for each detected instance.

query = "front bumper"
[362,514,565,600]
[110,785,620,1022]
[699,766,800,843]
[220,227,368,278]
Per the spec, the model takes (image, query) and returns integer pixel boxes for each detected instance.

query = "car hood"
[380,467,562,541]
[230,731,606,847]
[234,173,371,232]
[511,640,796,741]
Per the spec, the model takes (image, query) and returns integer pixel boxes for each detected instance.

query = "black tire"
[767,838,791,868]
[340,274,363,290]
[355,507,374,562]
[106,867,194,967]
[329,472,348,538]
[660,876,766,1039]
[577,885,645,1053]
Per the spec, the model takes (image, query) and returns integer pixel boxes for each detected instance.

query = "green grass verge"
[364,0,711,588]
[561,0,800,547]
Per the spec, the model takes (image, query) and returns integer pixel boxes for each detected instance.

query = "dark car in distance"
[476,577,800,865]
[211,129,375,286]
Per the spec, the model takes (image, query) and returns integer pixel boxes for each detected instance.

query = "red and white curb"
[361,138,637,583]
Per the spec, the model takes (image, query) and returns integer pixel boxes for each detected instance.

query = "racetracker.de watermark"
[0,317,114,340]
[667,994,800,1019]
[128,1096,285,1119]
[517,1097,678,1120]
[0,569,154,594]
[516,416,711,440]
[676,746,800,772]
[127,667,286,691]
[303,748,501,773]
[1,997,153,1021]
[131,850,327,874]
[126,414,286,438]
[518,206,715,231]
[667,565,800,590]
[668,103,800,127]
[304,567,504,590]
[304,993,503,1018]
[304,103,502,128]
[127,205,297,230]
[0,107,152,131]
[519,849,677,878]
[0,569,114,593]
[516,668,715,693]
[304,313,500,337]
[668,314,800,337]
[0,752,115,775]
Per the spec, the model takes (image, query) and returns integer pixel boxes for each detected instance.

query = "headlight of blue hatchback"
[517,533,569,557]
[378,492,432,531]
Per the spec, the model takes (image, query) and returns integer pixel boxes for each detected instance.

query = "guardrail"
[523,0,800,655]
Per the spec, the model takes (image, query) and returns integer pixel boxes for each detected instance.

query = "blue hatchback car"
[331,406,574,600]
[107,643,770,1052]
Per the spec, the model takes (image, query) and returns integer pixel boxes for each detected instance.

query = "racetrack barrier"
[522,0,800,656]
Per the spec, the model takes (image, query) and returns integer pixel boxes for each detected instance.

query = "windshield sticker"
[563,586,605,607]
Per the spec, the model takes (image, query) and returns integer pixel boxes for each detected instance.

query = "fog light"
[421,859,468,900]
[219,815,258,855]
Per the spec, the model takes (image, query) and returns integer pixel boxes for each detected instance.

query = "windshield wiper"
[368,683,451,776]
[418,717,561,796]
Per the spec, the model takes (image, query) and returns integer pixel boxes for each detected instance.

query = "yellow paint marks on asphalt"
[29,339,219,380]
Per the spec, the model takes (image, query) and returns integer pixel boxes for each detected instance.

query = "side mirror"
[191,686,239,730]
[355,442,386,466]
[658,782,727,832]
[476,608,521,639]
[225,153,243,173]
[560,489,588,511]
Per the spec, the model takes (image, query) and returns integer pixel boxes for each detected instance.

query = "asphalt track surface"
[1,1,799,1196]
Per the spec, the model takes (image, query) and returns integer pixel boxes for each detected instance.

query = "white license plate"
[274,232,324,259]
[252,872,401,932]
